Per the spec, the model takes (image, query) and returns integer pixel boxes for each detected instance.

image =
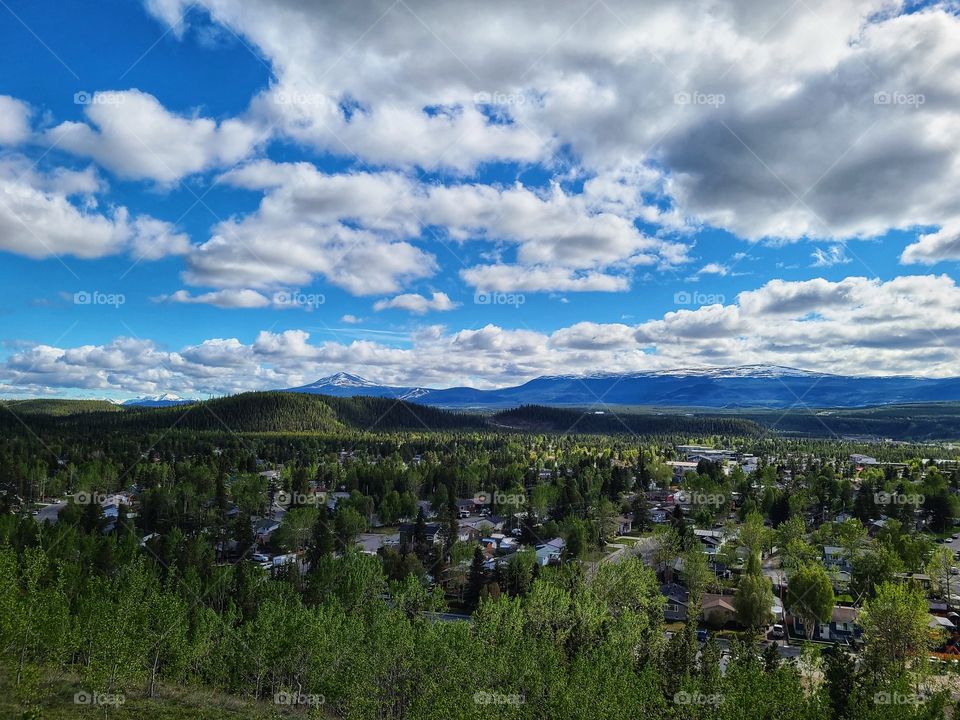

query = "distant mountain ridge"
[123,393,193,407]
[284,364,960,409]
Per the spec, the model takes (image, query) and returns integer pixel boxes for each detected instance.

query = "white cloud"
[693,262,729,277]
[47,90,260,183]
[184,161,684,295]
[373,291,459,314]
[8,274,960,396]
[0,155,185,260]
[341,314,362,324]
[901,222,960,265]
[0,96,31,145]
[155,288,271,308]
[811,244,852,267]
[140,0,960,248]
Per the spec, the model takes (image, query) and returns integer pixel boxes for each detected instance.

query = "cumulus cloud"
[373,291,459,314]
[0,95,31,145]
[155,288,271,309]
[140,0,960,249]
[183,161,683,295]
[901,222,960,265]
[47,90,260,183]
[7,274,960,397]
[0,155,186,260]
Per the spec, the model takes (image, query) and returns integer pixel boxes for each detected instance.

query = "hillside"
[491,405,766,436]
[0,391,485,435]
[0,398,123,415]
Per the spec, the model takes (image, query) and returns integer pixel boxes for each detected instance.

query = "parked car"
[697,629,709,642]
[769,624,785,639]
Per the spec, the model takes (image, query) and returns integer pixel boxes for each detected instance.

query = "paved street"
[33,501,65,524]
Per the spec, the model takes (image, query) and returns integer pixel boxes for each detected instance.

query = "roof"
[537,537,566,552]
[831,606,858,624]
[660,583,689,604]
[399,522,442,536]
[702,594,736,612]
[929,615,956,630]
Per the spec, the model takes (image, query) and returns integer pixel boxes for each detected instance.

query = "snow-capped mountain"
[288,373,417,399]
[123,393,194,407]
[284,365,960,409]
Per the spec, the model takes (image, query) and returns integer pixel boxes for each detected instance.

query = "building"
[399,522,443,545]
[701,594,738,628]
[789,606,861,644]
[535,538,566,566]
[660,583,689,622]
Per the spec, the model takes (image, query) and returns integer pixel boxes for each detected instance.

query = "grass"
[0,669,329,719]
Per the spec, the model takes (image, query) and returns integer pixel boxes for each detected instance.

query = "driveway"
[33,501,66,524]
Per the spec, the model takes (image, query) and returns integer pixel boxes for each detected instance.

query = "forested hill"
[491,404,766,436]
[0,399,122,416]
[0,392,485,434]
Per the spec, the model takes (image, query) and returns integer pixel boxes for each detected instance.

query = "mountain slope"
[123,393,193,407]
[3,392,485,434]
[285,366,960,409]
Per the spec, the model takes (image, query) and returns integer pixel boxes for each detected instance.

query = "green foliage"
[786,563,835,640]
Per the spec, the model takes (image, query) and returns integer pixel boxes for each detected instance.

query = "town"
[5,401,960,717]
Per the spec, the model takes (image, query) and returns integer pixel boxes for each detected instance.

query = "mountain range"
[283,366,960,409]
[120,393,192,407]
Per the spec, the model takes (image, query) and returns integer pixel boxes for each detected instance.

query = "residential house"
[789,606,861,643]
[254,518,281,542]
[326,491,351,511]
[701,593,738,628]
[823,545,852,572]
[535,538,566,566]
[455,498,482,518]
[459,516,505,540]
[399,522,444,545]
[660,583,689,622]
[666,460,699,482]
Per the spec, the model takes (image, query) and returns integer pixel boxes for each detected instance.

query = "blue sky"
[1,0,959,398]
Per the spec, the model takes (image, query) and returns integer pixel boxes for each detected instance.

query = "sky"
[2,0,960,399]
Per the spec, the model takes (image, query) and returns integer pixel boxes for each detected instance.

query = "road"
[33,501,65,524]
